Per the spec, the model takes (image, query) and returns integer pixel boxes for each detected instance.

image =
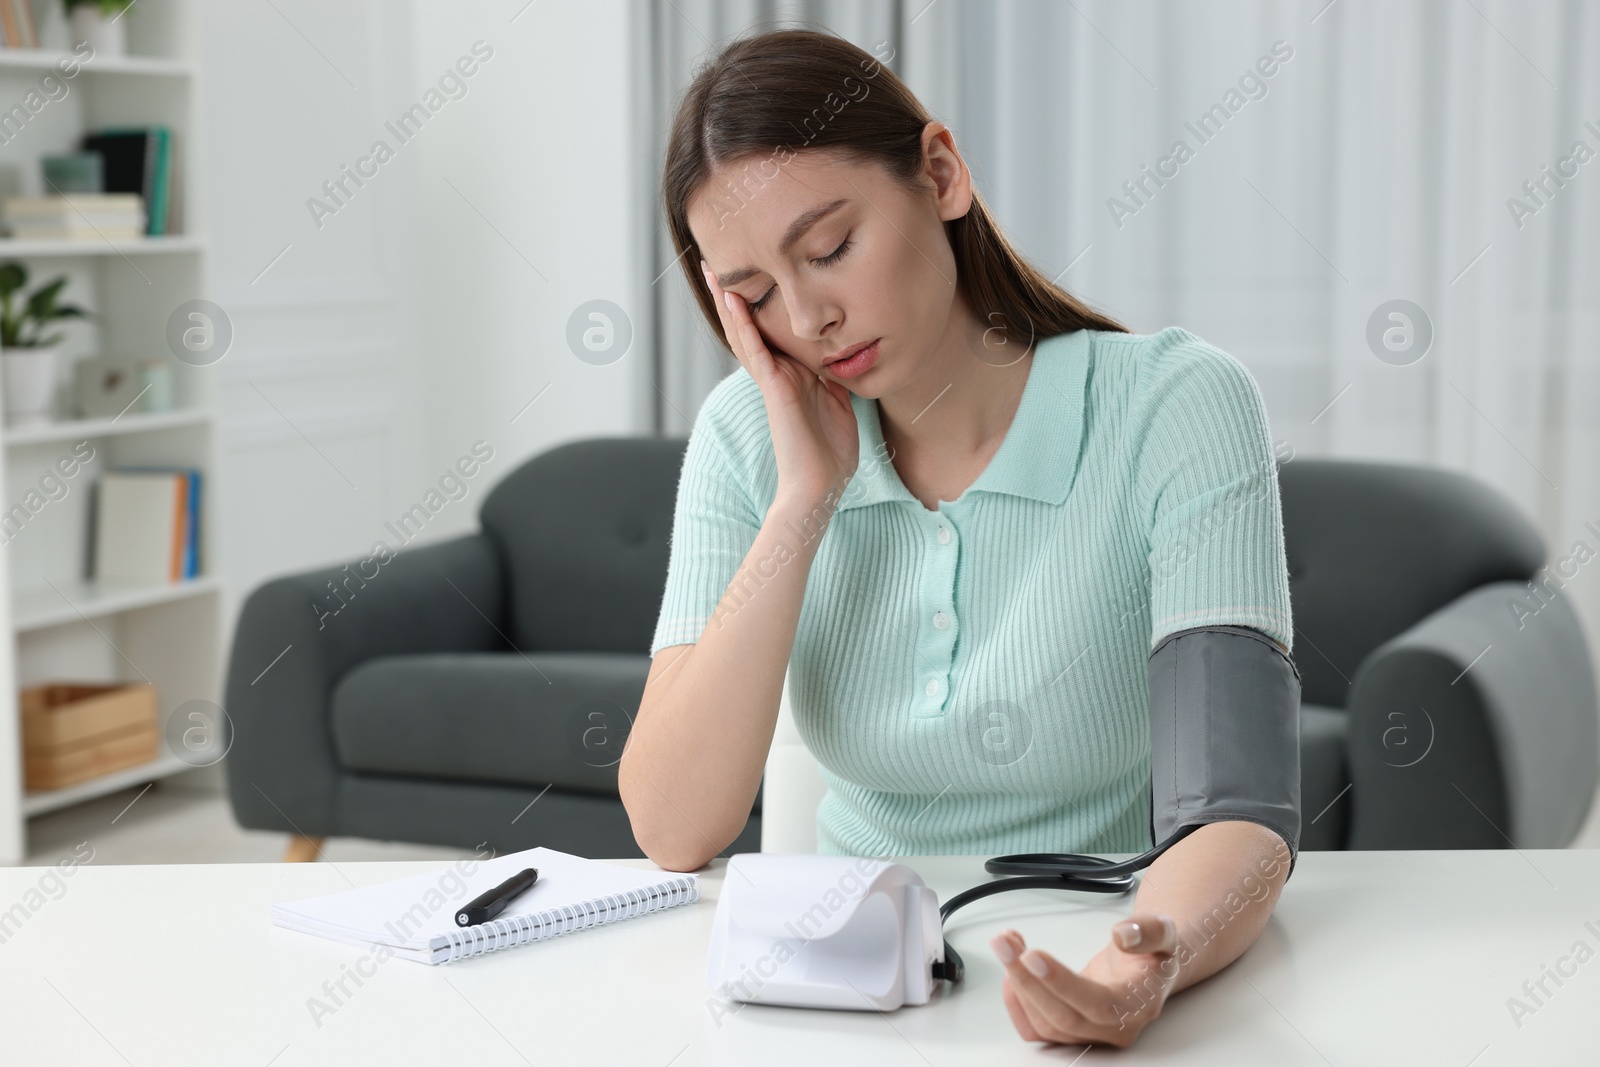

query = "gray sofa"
[222,441,1598,858]
[222,437,761,859]
[1282,458,1596,849]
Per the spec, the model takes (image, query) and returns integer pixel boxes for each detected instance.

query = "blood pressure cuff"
[1148,624,1303,881]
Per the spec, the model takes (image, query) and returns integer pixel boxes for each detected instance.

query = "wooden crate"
[21,682,160,791]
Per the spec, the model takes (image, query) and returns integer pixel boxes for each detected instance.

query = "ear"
[920,121,973,223]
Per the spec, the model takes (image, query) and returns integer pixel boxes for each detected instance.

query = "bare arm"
[622,257,859,872]
[1128,819,1291,995]
[992,819,1293,1046]
[619,489,838,872]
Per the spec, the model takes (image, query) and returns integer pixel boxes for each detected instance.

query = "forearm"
[621,490,837,869]
[1130,820,1292,995]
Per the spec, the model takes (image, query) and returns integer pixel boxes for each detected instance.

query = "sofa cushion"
[330,651,647,795]
[1299,702,1350,850]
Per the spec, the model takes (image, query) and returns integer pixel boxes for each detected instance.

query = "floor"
[14,770,1600,866]
[17,772,476,867]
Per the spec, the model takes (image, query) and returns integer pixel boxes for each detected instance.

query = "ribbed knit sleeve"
[1132,328,1293,654]
[649,377,764,657]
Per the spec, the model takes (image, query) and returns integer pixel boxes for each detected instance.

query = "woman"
[618,28,1297,1048]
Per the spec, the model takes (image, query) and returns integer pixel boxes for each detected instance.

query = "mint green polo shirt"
[650,326,1294,858]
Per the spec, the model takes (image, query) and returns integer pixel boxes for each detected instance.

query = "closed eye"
[748,234,854,313]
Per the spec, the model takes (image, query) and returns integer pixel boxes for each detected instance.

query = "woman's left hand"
[990,913,1180,1048]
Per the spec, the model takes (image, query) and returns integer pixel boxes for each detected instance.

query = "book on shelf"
[0,0,39,48]
[91,467,202,585]
[82,127,178,236]
[2,193,147,240]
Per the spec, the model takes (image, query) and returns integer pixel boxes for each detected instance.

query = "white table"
[1,848,1594,1064]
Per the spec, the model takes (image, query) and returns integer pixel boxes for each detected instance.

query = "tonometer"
[705,624,1303,1010]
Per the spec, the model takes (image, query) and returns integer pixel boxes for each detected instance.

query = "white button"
[924,678,940,696]
[934,611,950,630]
[937,526,951,545]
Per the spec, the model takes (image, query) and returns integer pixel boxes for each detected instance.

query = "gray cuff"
[1148,625,1303,882]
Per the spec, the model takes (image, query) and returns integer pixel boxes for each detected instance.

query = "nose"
[782,279,841,355]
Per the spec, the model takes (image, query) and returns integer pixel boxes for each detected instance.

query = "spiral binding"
[439,875,701,963]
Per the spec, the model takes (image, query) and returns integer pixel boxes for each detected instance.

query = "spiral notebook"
[270,846,700,965]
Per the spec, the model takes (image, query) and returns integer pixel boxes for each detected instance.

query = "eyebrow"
[712,197,851,288]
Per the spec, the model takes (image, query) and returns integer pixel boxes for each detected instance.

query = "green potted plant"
[64,0,134,58]
[0,262,91,427]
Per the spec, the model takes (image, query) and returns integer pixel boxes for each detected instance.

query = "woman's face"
[687,130,972,396]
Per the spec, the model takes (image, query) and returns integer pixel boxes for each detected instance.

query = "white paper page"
[270,847,693,954]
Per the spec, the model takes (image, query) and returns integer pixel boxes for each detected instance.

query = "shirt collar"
[835,328,1092,512]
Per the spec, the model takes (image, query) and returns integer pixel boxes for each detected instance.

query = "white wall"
[199,0,647,662]
[408,0,650,470]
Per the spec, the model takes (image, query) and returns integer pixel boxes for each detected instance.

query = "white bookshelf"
[0,0,215,861]
[12,573,222,633]
[0,235,205,256]
[0,47,192,77]
[4,404,210,447]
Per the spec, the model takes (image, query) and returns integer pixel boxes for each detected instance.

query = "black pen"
[456,868,539,927]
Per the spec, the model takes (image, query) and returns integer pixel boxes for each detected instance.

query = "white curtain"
[644,0,1600,654]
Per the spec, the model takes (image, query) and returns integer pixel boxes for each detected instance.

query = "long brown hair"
[662,26,1129,355]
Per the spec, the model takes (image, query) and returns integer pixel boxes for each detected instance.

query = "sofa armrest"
[1344,580,1599,849]
[223,531,511,835]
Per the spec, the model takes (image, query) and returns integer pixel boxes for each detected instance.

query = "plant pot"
[3,345,61,427]
[69,6,127,58]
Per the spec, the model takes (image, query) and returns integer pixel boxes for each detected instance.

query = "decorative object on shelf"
[21,681,159,791]
[2,344,53,426]
[2,193,145,240]
[0,261,90,427]
[72,355,144,418]
[137,358,174,412]
[64,0,130,59]
[42,152,105,194]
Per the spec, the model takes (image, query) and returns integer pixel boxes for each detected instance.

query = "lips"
[826,338,879,365]
[826,339,880,379]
